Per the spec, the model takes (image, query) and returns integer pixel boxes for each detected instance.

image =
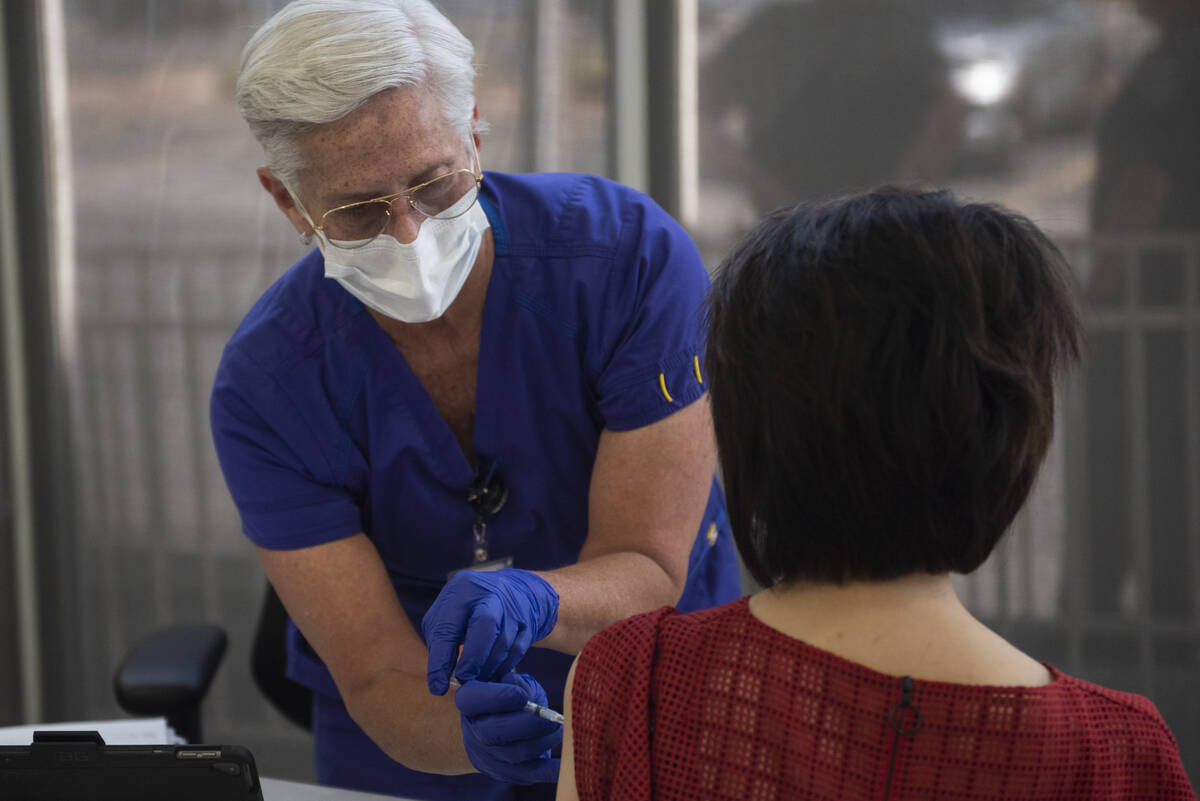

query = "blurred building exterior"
[0,0,1195,788]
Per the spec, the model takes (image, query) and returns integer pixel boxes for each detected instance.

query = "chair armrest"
[113,625,228,718]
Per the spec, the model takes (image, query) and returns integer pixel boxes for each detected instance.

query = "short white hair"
[237,0,479,189]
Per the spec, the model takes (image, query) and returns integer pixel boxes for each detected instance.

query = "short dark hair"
[706,187,1082,587]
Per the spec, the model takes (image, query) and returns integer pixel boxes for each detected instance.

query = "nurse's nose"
[386,200,424,244]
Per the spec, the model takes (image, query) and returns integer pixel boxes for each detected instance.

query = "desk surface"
[262,777,416,801]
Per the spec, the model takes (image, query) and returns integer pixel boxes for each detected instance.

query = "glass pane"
[55,0,611,780]
[698,0,1200,782]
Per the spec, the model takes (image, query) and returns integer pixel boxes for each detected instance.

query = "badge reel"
[449,459,512,579]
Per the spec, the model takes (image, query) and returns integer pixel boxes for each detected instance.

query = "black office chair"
[113,583,311,742]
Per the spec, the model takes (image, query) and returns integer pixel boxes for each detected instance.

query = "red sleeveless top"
[571,599,1194,800]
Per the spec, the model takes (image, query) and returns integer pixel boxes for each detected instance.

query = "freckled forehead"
[298,86,464,202]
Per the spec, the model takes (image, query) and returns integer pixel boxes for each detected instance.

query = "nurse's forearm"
[343,669,474,776]
[536,401,714,654]
[535,550,683,655]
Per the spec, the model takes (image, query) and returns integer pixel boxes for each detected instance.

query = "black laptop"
[0,730,264,800]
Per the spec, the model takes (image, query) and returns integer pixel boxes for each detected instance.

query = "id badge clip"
[450,456,512,579]
[448,554,514,580]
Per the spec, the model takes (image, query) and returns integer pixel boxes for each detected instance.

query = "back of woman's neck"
[748,573,1053,688]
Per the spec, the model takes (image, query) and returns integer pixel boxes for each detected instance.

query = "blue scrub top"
[211,171,740,800]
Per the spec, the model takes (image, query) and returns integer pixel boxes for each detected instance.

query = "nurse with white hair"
[210,1,740,799]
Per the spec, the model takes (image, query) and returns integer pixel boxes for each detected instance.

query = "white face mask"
[315,192,491,324]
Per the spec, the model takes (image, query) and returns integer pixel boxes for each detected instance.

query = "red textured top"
[571,598,1195,801]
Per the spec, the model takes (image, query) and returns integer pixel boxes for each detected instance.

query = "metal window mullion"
[608,0,648,192]
[1185,241,1200,623]
[1124,243,1155,697]
[645,0,698,227]
[0,4,43,726]
[39,0,80,722]
[676,0,697,227]
[523,0,563,173]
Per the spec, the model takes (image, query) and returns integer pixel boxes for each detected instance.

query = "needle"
[447,676,564,725]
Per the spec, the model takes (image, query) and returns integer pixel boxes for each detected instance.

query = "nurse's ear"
[471,105,483,154]
[258,167,314,240]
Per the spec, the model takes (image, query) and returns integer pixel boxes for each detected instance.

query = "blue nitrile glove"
[423,568,559,695]
[455,672,562,785]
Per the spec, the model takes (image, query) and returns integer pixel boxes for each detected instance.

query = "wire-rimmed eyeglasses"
[313,139,482,249]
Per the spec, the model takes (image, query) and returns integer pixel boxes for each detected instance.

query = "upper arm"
[579,185,717,587]
[581,396,715,592]
[555,657,582,801]
[210,350,363,550]
[555,610,667,801]
[592,182,710,435]
[212,353,416,695]
[257,534,428,699]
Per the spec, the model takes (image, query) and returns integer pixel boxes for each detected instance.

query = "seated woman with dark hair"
[554,188,1195,800]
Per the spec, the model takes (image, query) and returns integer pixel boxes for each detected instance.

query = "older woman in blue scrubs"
[209,2,740,799]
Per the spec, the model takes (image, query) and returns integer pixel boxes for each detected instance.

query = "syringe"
[447,676,564,725]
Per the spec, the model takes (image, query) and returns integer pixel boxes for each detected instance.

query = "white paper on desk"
[0,716,185,745]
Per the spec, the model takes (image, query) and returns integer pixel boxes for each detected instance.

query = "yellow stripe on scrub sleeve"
[658,373,674,402]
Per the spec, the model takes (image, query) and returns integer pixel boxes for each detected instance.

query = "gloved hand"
[455,672,562,785]
[423,568,559,695]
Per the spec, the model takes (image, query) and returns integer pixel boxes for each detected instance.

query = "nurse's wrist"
[342,667,475,775]
[533,553,683,654]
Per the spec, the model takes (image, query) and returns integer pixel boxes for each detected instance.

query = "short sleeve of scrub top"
[210,343,361,548]
[497,172,711,433]
[209,246,373,551]
[592,200,710,431]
